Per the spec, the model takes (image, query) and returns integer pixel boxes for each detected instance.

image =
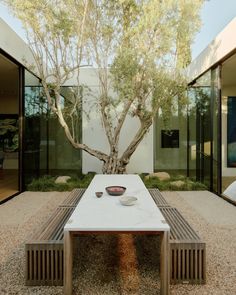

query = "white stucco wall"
[187,17,236,82]
[222,88,236,177]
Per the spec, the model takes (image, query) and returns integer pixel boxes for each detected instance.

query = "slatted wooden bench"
[160,207,206,284]
[25,188,85,286]
[59,188,86,208]
[148,188,170,207]
[26,187,206,286]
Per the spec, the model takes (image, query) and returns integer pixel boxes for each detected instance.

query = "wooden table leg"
[64,230,73,295]
[160,231,170,295]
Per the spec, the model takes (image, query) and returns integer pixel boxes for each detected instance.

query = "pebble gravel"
[0,190,235,295]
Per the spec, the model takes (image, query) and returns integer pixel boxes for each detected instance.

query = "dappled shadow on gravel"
[73,234,161,295]
[0,233,161,295]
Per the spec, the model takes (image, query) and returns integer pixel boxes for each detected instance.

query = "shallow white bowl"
[119,196,137,206]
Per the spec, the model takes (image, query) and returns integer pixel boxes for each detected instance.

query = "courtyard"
[0,189,235,295]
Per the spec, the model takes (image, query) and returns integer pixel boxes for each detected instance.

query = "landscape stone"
[55,176,71,184]
[145,172,171,181]
[170,180,185,188]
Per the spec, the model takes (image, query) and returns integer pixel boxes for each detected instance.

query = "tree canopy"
[3,0,204,173]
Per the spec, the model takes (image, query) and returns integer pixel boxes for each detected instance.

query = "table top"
[64,174,170,232]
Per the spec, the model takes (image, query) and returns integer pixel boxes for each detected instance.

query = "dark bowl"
[95,191,103,198]
[105,186,126,196]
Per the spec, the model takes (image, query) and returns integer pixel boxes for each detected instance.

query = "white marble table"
[64,174,170,295]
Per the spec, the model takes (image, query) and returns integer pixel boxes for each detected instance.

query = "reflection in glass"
[212,67,220,193]
[154,97,187,176]
[24,72,82,187]
[187,88,197,179]
[190,73,211,188]
[0,53,19,201]
[189,67,221,193]
[24,70,47,185]
[48,86,82,173]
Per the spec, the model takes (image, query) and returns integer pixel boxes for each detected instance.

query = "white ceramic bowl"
[119,196,137,206]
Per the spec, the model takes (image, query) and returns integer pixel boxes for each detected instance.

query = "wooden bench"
[59,188,86,207]
[25,188,85,286]
[149,190,206,284]
[148,188,170,207]
[160,207,206,284]
[26,187,206,286]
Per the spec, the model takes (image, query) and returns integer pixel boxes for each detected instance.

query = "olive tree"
[4,0,203,173]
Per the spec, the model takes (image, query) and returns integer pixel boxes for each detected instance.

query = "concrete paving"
[0,191,68,225]
[175,190,236,227]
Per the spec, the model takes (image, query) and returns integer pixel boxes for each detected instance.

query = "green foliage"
[27,173,94,192]
[141,174,207,191]
[106,0,204,133]
[4,0,204,173]
[28,173,207,192]
[27,175,57,191]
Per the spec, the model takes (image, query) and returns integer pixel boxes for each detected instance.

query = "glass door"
[188,66,222,194]
[23,70,48,188]
[196,84,211,188]
[212,66,221,194]
[0,53,20,202]
[189,70,211,188]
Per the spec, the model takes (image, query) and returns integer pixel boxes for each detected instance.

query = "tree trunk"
[102,155,127,174]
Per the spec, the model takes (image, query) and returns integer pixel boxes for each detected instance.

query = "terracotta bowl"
[105,186,126,196]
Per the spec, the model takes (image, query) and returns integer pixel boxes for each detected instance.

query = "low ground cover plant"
[27,173,207,192]
[140,174,207,191]
[27,173,95,192]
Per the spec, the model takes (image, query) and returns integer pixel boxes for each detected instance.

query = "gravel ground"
[0,190,235,295]
[163,191,236,295]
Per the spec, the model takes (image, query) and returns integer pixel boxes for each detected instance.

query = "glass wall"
[212,67,221,193]
[0,53,20,201]
[48,87,82,174]
[24,70,47,186]
[23,76,82,187]
[187,89,197,179]
[195,71,211,188]
[188,67,221,194]
[221,54,236,192]
[154,66,221,194]
[154,97,188,176]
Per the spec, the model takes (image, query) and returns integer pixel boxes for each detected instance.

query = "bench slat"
[59,188,85,207]
[148,188,170,207]
[37,207,74,241]
[160,207,200,241]
[26,189,85,286]
[159,206,206,284]
[26,187,206,286]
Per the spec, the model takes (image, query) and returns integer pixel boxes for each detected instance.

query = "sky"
[192,0,236,58]
[0,0,236,60]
